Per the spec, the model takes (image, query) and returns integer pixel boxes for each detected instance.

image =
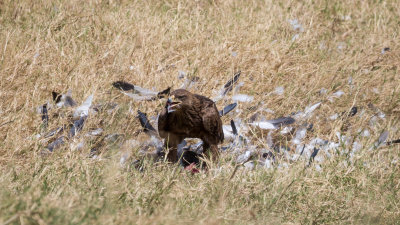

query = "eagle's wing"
[201,104,224,143]
[157,108,168,139]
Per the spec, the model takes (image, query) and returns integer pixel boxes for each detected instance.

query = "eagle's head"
[165,89,192,113]
[166,97,181,113]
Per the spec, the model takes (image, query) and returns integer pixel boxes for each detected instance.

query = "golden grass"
[1,0,400,224]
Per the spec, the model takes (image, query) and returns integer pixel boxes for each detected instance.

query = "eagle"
[158,89,224,163]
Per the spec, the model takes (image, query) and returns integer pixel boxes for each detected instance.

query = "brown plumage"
[158,89,224,162]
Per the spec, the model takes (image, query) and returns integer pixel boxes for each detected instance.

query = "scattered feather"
[304,102,321,116]
[362,129,370,137]
[340,15,351,21]
[244,161,255,170]
[56,90,76,107]
[52,91,62,103]
[309,148,320,162]
[219,103,237,116]
[179,77,198,90]
[71,140,85,151]
[264,159,273,169]
[178,71,186,79]
[387,139,400,145]
[329,113,339,120]
[348,106,358,117]
[294,102,321,120]
[266,117,295,127]
[288,19,304,32]
[223,125,235,140]
[368,103,385,119]
[381,47,390,54]
[122,92,155,101]
[280,126,293,135]
[233,82,244,93]
[46,136,65,152]
[63,90,77,107]
[157,87,171,99]
[73,94,93,118]
[85,128,103,137]
[112,81,135,91]
[230,120,238,136]
[264,108,275,114]
[319,88,328,95]
[249,121,276,130]
[266,131,274,148]
[291,34,300,41]
[223,71,241,95]
[134,86,158,96]
[69,116,86,137]
[348,77,353,85]
[376,130,389,148]
[137,110,157,133]
[352,141,362,152]
[41,104,49,128]
[236,151,252,164]
[292,127,307,145]
[232,94,254,102]
[44,126,65,138]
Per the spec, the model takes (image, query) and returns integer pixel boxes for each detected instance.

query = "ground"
[1,0,400,224]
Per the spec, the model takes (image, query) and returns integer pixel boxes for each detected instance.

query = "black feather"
[41,104,49,127]
[137,110,156,132]
[52,91,62,103]
[266,117,295,127]
[348,106,357,117]
[219,103,237,116]
[230,120,238,136]
[69,116,86,138]
[223,71,241,95]
[387,139,400,145]
[310,148,319,162]
[157,87,171,99]
[112,81,135,91]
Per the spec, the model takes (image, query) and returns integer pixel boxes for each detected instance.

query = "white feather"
[122,92,154,101]
[73,94,93,118]
[232,94,254,102]
[133,86,158,96]
[249,122,276,130]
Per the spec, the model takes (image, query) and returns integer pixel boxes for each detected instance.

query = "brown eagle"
[158,89,224,163]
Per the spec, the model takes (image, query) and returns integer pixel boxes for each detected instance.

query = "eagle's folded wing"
[201,106,224,143]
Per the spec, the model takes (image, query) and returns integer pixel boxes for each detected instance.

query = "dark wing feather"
[137,110,156,133]
[201,103,224,144]
[157,108,168,139]
[223,71,241,95]
[219,103,237,116]
[157,87,171,99]
[230,120,238,135]
[112,81,135,91]
[52,91,62,103]
[387,139,400,145]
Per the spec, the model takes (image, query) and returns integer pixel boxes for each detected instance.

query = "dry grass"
[1,0,400,224]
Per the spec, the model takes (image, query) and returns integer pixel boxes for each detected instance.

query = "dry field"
[1,0,400,224]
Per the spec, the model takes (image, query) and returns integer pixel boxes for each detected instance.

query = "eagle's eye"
[176,95,185,101]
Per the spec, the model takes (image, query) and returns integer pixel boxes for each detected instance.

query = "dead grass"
[1,0,400,224]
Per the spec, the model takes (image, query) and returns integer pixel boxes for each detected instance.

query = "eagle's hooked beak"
[167,97,182,113]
